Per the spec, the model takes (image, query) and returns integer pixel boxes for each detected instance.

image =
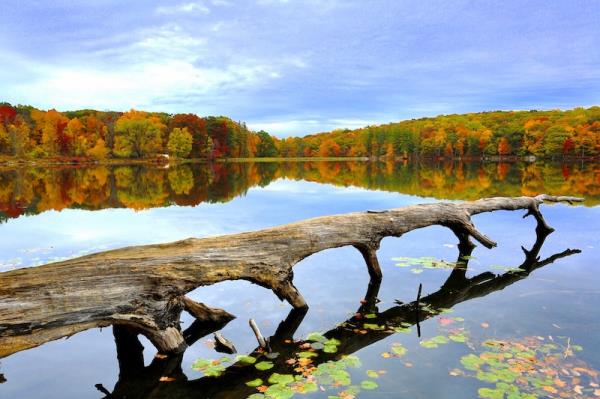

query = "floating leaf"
[268,373,295,385]
[360,380,379,390]
[265,383,295,399]
[307,332,327,342]
[366,370,379,379]
[478,387,504,399]
[363,323,383,330]
[391,343,407,357]
[236,355,257,365]
[449,332,467,343]
[420,340,439,349]
[431,335,449,344]
[191,357,230,377]
[255,361,274,371]
[298,351,318,358]
[246,378,263,387]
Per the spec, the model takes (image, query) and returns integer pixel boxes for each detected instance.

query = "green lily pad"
[360,380,379,390]
[268,373,295,385]
[366,370,379,378]
[236,355,257,364]
[255,361,274,371]
[298,351,318,358]
[246,378,263,387]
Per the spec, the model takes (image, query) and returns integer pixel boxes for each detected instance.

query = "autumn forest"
[1,103,599,162]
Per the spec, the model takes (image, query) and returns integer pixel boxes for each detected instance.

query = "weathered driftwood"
[0,194,581,357]
[96,228,579,399]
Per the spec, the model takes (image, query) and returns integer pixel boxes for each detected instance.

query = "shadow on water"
[88,228,579,399]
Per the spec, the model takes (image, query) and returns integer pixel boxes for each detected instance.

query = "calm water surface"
[0,161,599,399]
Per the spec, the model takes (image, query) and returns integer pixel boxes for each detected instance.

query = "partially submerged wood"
[98,227,579,399]
[214,332,237,354]
[0,194,582,357]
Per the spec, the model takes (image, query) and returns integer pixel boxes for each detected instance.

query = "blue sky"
[0,0,598,136]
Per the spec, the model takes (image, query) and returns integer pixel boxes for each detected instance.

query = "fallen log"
[0,194,582,356]
[99,227,579,399]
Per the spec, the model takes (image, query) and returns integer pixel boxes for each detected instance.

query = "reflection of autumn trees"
[0,161,599,221]
[168,166,194,195]
[115,167,169,210]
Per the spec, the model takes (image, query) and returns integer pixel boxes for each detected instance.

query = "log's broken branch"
[249,319,268,350]
[0,194,582,356]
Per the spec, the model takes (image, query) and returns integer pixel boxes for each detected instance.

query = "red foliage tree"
[0,105,17,126]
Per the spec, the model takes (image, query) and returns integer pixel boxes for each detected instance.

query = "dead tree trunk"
[0,194,581,356]
[101,227,579,399]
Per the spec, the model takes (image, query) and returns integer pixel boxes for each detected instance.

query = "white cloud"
[10,60,280,112]
[0,24,284,112]
[156,2,211,15]
[249,117,381,137]
[156,0,232,15]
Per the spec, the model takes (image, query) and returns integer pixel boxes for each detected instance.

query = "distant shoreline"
[1,154,599,168]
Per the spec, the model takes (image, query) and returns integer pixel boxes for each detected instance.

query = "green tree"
[113,111,165,158]
[543,126,569,157]
[256,130,278,157]
[167,127,193,158]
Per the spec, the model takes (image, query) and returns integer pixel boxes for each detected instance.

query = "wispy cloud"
[156,0,231,15]
[157,2,211,15]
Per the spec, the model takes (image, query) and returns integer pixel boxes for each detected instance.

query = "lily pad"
[255,361,274,371]
[361,380,379,390]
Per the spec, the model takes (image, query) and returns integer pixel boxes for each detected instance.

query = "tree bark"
[0,194,581,357]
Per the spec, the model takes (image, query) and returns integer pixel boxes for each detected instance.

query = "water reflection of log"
[99,227,579,399]
[0,194,581,356]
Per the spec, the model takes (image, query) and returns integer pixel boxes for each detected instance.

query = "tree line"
[280,107,600,158]
[0,104,279,160]
[1,103,598,160]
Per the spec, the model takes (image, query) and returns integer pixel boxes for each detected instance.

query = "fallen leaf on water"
[159,376,175,382]
[543,385,558,394]
[480,322,490,329]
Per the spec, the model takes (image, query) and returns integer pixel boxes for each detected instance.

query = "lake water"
[0,161,599,399]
